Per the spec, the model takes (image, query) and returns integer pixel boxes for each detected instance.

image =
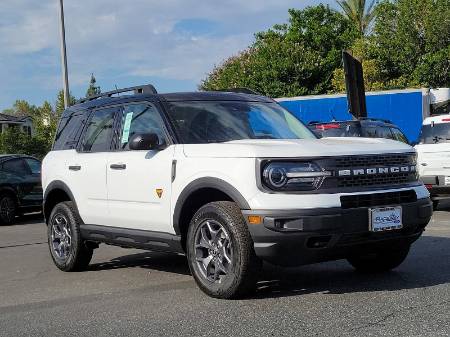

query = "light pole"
[58,0,70,109]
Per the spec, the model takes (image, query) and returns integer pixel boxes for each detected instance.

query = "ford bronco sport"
[42,85,432,299]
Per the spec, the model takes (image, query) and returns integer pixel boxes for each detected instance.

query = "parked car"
[0,154,42,225]
[308,118,409,144]
[42,85,431,299]
[415,115,450,209]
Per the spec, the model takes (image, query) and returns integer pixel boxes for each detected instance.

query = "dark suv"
[0,154,42,224]
[308,118,409,144]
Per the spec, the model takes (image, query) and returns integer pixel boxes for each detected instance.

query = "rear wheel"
[187,201,261,299]
[48,201,93,271]
[347,245,410,273]
[0,193,17,225]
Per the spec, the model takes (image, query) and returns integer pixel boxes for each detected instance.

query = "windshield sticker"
[121,112,134,143]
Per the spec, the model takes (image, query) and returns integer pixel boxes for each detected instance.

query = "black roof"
[0,154,39,162]
[62,90,274,118]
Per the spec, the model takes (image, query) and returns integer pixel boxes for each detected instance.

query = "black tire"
[347,245,410,273]
[186,201,261,299]
[433,200,439,211]
[0,193,18,225]
[47,201,93,271]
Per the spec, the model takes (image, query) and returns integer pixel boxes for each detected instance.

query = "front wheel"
[347,245,410,273]
[187,201,261,299]
[48,201,93,271]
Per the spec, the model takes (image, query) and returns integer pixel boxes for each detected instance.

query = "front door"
[106,102,174,233]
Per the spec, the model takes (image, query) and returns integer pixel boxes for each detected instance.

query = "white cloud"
[0,0,331,108]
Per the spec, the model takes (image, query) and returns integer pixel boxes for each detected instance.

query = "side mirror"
[129,133,163,151]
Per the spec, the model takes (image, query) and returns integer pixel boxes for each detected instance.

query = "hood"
[183,137,414,158]
[415,142,450,154]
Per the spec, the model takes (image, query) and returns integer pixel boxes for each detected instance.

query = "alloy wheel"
[51,214,72,260]
[194,220,233,283]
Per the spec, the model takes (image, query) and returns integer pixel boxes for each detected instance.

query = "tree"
[336,0,377,36]
[86,73,101,97]
[371,0,450,88]
[201,5,357,97]
[332,0,450,91]
[55,90,76,114]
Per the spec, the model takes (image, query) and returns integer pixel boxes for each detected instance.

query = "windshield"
[420,123,450,144]
[165,101,316,143]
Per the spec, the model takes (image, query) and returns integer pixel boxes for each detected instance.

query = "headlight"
[262,162,331,191]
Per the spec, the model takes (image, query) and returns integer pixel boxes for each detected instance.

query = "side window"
[53,112,87,150]
[25,158,41,174]
[81,107,116,152]
[2,159,29,176]
[119,103,167,150]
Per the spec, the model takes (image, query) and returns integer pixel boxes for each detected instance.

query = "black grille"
[335,153,415,168]
[333,153,417,188]
[337,173,416,188]
[340,190,417,209]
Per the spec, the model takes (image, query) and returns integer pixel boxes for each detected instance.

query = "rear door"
[1,158,37,206]
[67,106,118,225]
[106,102,175,232]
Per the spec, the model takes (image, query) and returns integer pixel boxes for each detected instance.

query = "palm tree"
[336,0,377,36]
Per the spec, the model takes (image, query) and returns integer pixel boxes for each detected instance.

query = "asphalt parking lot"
[0,206,449,337]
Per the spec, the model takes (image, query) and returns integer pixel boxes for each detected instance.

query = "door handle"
[110,163,126,170]
[68,165,81,171]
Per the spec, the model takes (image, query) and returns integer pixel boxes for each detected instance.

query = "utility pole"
[58,0,70,109]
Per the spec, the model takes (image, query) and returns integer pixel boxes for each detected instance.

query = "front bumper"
[242,198,432,266]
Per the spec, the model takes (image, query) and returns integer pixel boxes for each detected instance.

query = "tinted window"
[166,101,315,143]
[2,159,29,176]
[419,123,450,144]
[53,113,87,150]
[25,158,41,174]
[81,108,116,152]
[362,126,394,139]
[119,104,167,150]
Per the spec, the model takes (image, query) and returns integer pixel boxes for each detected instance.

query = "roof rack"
[215,88,262,95]
[77,84,157,104]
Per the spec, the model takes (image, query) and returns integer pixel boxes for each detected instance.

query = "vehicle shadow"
[87,235,450,299]
[88,251,191,276]
[250,235,450,299]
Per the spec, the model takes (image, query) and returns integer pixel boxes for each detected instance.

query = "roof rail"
[77,84,157,104]
[215,88,262,95]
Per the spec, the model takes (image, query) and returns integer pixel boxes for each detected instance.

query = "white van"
[415,115,450,209]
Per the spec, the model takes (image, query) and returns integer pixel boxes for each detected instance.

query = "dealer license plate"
[369,206,402,232]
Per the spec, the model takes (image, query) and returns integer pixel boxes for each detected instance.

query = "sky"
[0,0,333,111]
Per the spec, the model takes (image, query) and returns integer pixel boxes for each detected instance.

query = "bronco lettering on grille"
[338,166,416,177]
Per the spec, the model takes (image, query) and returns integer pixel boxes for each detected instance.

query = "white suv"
[42,85,432,298]
[416,115,450,209]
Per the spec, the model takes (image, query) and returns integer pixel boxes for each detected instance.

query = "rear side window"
[81,107,117,152]
[2,159,29,176]
[53,112,87,150]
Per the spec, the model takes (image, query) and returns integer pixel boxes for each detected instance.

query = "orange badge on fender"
[156,189,163,198]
